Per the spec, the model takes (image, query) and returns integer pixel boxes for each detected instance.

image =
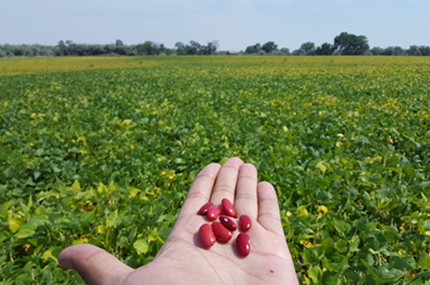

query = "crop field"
[1,56,430,284]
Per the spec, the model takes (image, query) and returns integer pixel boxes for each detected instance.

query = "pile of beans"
[197,198,251,257]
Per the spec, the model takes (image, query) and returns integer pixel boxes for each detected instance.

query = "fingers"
[58,244,133,285]
[234,163,258,219]
[210,157,244,206]
[257,182,285,237]
[179,159,284,240]
[178,163,222,218]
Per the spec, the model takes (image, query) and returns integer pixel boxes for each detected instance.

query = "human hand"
[58,157,299,284]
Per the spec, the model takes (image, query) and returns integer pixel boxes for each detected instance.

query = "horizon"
[1,0,429,51]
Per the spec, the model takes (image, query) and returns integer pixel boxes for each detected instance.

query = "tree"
[418,46,430,56]
[315,43,335,55]
[407,45,422,56]
[382,46,405,56]
[65,40,76,55]
[334,32,369,55]
[159,44,166,54]
[279,48,290,55]
[58,40,68,55]
[189,41,201,54]
[261,41,278,53]
[292,48,306,56]
[370,47,384,55]
[206,40,218,55]
[136,41,160,56]
[300,42,315,55]
[174,41,217,55]
[210,40,219,53]
[175,42,184,49]
[245,43,261,54]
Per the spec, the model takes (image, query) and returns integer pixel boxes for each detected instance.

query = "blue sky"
[1,0,429,51]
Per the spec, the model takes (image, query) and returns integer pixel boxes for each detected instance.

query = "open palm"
[58,158,299,285]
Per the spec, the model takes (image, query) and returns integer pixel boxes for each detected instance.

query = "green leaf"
[8,217,24,233]
[219,157,229,165]
[174,158,185,164]
[41,269,53,285]
[3,167,12,178]
[406,271,430,285]
[259,161,268,172]
[71,180,81,192]
[323,256,350,273]
[355,136,370,144]
[390,255,415,271]
[133,239,149,254]
[41,246,63,262]
[361,260,405,284]
[127,186,141,198]
[81,208,96,221]
[148,228,159,242]
[303,249,319,266]
[333,219,351,237]
[307,267,322,284]
[322,271,339,285]
[349,235,360,252]
[15,226,36,239]
[315,161,327,174]
[418,253,430,269]
[335,239,349,254]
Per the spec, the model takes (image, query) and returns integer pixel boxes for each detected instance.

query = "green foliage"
[292,42,317,56]
[1,56,430,284]
[261,41,278,53]
[175,41,217,55]
[245,43,261,54]
[136,41,161,56]
[334,32,370,55]
[300,42,316,55]
[316,43,336,56]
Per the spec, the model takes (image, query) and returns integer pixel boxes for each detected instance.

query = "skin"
[58,157,299,285]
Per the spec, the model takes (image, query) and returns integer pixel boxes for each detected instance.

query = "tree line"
[1,32,429,57]
[244,32,430,56]
[0,40,218,57]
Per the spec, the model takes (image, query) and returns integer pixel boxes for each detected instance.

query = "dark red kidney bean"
[219,215,237,231]
[212,222,232,243]
[198,202,213,215]
[222,198,236,217]
[239,215,252,232]
[236,233,250,256]
[207,205,222,221]
[198,224,216,248]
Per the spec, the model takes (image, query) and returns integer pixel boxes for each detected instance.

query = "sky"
[1,0,429,51]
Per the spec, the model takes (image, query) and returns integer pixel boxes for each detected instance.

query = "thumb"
[58,244,134,285]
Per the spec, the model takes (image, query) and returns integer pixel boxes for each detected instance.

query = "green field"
[1,56,430,284]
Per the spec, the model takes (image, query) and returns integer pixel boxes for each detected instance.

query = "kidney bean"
[219,215,237,231]
[207,205,222,221]
[222,198,236,217]
[239,215,252,232]
[236,233,250,256]
[198,202,213,215]
[198,223,216,248]
[212,222,232,243]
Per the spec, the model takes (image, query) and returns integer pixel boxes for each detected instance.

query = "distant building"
[227,51,239,55]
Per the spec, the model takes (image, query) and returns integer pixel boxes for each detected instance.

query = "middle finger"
[210,157,243,206]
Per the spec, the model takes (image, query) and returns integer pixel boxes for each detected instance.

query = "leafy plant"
[1,56,430,284]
